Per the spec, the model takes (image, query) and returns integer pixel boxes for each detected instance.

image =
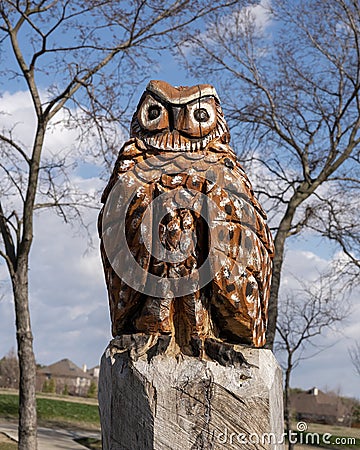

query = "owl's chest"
[127,169,207,266]
[121,149,256,241]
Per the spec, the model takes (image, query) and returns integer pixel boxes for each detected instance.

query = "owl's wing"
[204,143,274,347]
[99,138,145,204]
[99,138,155,336]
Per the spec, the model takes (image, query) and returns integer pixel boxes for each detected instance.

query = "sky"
[0,0,359,400]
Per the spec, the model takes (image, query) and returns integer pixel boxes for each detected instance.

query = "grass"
[1,392,359,450]
[305,422,360,440]
[294,431,359,449]
[0,395,18,419]
[0,433,17,450]
[0,393,100,431]
[290,422,360,449]
[0,388,98,405]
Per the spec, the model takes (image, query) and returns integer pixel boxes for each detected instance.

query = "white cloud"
[241,0,272,33]
[275,244,360,399]
[282,248,329,282]
[290,339,359,398]
[0,209,111,368]
[179,0,272,58]
[214,0,272,41]
[0,89,123,166]
[0,90,79,159]
[0,91,36,151]
[0,90,111,368]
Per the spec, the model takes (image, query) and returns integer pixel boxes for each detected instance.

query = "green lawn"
[1,392,359,450]
[0,433,17,450]
[293,431,359,449]
[291,422,360,449]
[0,393,100,430]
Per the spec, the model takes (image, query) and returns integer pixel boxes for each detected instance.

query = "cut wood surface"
[98,336,284,450]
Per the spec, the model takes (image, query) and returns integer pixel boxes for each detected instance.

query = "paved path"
[1,421,101,449]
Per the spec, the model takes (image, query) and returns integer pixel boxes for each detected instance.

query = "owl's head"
[131,80,230,152]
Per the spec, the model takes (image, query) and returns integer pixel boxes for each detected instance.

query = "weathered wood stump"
[98,335,284,450]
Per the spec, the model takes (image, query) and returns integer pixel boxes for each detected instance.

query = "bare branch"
[0,133,30,164]
[349,341,360,376]
[0,201,16,272]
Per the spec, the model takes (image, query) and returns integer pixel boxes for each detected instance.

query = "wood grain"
[98,337,284,450]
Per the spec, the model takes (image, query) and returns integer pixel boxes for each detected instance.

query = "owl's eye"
[194,108,210,122]
[148,105,161,120]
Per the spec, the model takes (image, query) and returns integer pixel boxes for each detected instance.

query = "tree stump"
[98,335,284,450]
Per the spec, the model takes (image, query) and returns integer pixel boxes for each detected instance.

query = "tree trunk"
[13,255,38,449]
[283,356,293,450]
[266,188,312,349]
[266,211,295,350]
[9,123,47,450]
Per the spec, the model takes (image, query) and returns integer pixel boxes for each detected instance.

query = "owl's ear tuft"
[147,80,220,105]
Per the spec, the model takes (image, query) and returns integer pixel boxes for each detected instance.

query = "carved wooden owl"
[99,80,274,353]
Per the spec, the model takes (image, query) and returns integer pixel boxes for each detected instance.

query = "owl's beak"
[170,106,183,131]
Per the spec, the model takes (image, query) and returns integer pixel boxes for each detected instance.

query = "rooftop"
[37,358,91,379]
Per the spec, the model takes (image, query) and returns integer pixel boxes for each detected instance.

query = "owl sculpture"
[99,80,274,354]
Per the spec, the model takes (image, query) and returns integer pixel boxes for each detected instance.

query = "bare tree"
[179,0,360,349]
[0,1,245,448]
[349,341,360,376]
[0,348,19,389]
[275,276,349,450]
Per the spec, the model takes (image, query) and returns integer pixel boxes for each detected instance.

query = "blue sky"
[0,1,359,399]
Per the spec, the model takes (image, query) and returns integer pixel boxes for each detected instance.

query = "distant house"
[290,387,352,426]
[36,358,92,396]
[87,365,100,381]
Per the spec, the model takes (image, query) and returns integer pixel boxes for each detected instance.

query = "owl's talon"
[202,338,249,368]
